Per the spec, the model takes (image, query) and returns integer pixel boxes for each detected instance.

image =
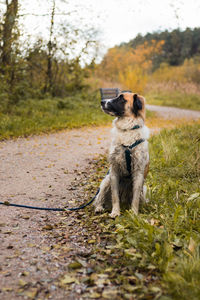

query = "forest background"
[0,0,200,139]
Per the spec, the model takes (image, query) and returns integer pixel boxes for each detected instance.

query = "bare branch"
[18,11,77,17]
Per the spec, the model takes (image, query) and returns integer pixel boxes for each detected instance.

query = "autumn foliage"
[96,40,164,93]
[95,33,200,105]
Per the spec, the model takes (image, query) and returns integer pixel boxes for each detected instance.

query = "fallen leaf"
[149,286,162,293]
[89,292,101,298]
[68,261,83,270]
[21,271,29,277]
[27,243,35,248]
[60,274,76,285]
[88,239,96,244]
[42,225,53,230]
[22,215,30,220]
[41,246,51,252]
[2,287,13,292]
[18,279,28,287]
[102,289,118,298]
[123,284,140,292]
[24,288,38,299]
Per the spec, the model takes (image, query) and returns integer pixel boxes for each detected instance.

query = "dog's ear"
[132,94,142,116]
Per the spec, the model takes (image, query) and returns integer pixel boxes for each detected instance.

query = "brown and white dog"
[93,92,150,218]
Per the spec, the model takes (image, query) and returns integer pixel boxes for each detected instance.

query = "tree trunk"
[45,0,55,93]
[1,0,18,69]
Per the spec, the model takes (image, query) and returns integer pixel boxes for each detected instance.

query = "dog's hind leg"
[131,171,144,215]
[132,154,149,214]
[93,172,111,213]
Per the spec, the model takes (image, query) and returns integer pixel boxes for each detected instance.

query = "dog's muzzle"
[101,99,110,113]
[101,99,117,116]
[101,99,107,108]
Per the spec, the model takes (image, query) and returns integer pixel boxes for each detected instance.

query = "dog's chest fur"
[109,117,149,176]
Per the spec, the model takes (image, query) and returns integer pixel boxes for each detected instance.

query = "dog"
[93,92,150,218]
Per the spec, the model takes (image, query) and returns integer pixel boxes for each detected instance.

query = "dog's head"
[101,92,145,119]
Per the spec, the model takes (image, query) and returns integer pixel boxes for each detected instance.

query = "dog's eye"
[119,95,126,102]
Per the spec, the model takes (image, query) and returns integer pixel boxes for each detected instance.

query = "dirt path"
[146,104,200,120]
[0,126,111,300]
[0,105,200,300]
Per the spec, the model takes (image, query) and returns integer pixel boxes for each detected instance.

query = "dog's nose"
[101,100,106,106]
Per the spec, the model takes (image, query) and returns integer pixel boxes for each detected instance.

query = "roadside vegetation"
[85,123,200,299]
[145,61,200,110]
[93,28,200,111]
[146,87,200,111]
[0,92,111,140]
[0,91,157,140]
[0,0,103,140]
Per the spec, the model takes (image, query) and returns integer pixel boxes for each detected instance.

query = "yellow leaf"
[18,279,27,287]
[88,239,96,244]
[24,288,38,299]
[60,274,76,285]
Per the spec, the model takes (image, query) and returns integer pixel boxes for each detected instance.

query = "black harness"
[122,125,145,175]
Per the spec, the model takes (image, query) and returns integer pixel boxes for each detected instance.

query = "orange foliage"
[119,66,147,94]
[97,47,130,81]
[97,40,164,93]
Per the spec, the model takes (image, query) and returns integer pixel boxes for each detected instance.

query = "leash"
[0,170,110,211]
[0,189,100,212]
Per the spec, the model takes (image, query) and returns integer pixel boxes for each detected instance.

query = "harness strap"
[123,139,145,174]
[124,149,132,174]
[130,125,140,130]
[121,125,141,131]
[128,138,145,149]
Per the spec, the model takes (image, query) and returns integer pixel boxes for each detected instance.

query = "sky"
[18,0,200,45]
[13,0,200,58]
[82,0,200,47]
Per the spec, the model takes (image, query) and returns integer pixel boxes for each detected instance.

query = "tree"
[45,0,55,93]
[1,0,18,71]
[0,0,100,102]
[98,40,164,83]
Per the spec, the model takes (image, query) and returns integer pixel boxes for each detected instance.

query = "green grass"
[0,92,111,140]
[146,90,200,111]
[88,124,200,299]
[0,92,155,140]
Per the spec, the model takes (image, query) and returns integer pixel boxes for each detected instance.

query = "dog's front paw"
[94,206,104,213]
[109,209,120,218]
